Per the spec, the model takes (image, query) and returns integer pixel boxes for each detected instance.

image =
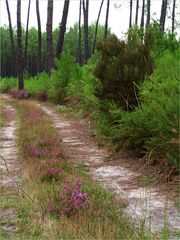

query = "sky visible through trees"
[0,0,179,38]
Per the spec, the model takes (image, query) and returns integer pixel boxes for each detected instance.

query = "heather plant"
[38,91,48,101]
[10,89,29,99]
[40,167,63,182]
[48,179,88,217]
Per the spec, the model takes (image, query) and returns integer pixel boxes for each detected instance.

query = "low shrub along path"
[41,103,180,237]
[0,99,21,239]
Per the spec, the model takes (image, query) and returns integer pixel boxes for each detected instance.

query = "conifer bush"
[94,33,154,111]
[114,50,179,168]
[47,55,79,103]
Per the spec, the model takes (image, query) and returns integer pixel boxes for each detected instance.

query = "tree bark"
[146,0,151,27]
[24,0,31,70]
[172,0,176,33]
[36,0,42,74]
[82,0,89,63]
[160,0,167,31]
[92,0,104,54]
[140,0,145,28]
[78,0,82,65]
[17,0,24,89]
[46,0,54,73]
[104,0,110,38]
[129,0,133,28]
[135,0,139,25]
[5,0,15,76]
[56,0,70,59]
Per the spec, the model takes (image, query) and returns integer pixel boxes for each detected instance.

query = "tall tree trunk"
[24,0,31,70]
[172,0,176,33]
[82,0,89,63]
[129,0,133,28]
[160,0,167,31]
[46,0,54,73]
[104,0,110,38]
[140,0,145,28]
[5,0,15,76]
[17,0,24,89]
[56,0,70,58]
[146,0,151,27]
[135,0,139,25]
[92,0,104,54]
[36,0,42,74]
[78,0,82,65]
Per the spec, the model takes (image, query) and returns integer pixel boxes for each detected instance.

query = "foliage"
[145,21,179,57]
[48,179,88,217]
[25,72,49,97]
[94,34,154,110]
[67,55,100,112]
[112,50,179,168]
[9,89,29,99]
[0,77,17,92]
[47,54,79,103]
[0,24,107,77]
[38,91,48,101]
[40,167,63,182]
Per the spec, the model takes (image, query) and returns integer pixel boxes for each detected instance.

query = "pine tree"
[17,0,24,89]
[56,0,70,58]
[104,0,110,38]
[5,0,15,76]
[46,0,54,72]
[92,0,104,54]
[36,0,42,73]
[82,0,89,63]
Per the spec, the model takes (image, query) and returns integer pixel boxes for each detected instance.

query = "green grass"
[0,103,6,127]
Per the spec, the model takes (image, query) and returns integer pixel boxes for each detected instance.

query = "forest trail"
[40,103,180,237]
[0,99,21,239]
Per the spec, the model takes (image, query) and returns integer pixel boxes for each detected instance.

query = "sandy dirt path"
[41,104,180,238]
[0,101,21,239]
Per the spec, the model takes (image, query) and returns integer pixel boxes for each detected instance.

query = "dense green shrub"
[113,50,179,168]
[94,34,154,111]
[25,72,49,97]
[145,22,179,57]
[0,77,17,92]
[67,56,100,112]
[47,55,79,103]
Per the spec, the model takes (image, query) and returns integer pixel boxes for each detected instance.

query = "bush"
[47,55,78,103]
[48,179,88,217]
[145,21,179,57]
[40,167,63,182]
[67,56,100,112]
[113,50,179,168]
[10,89,29,99]
[94,34,154,111]
[38,91,48,101]
[0,77,17,92]
[25,72,49,97]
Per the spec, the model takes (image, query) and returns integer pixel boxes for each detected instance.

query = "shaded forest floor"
[0,94,179,239]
